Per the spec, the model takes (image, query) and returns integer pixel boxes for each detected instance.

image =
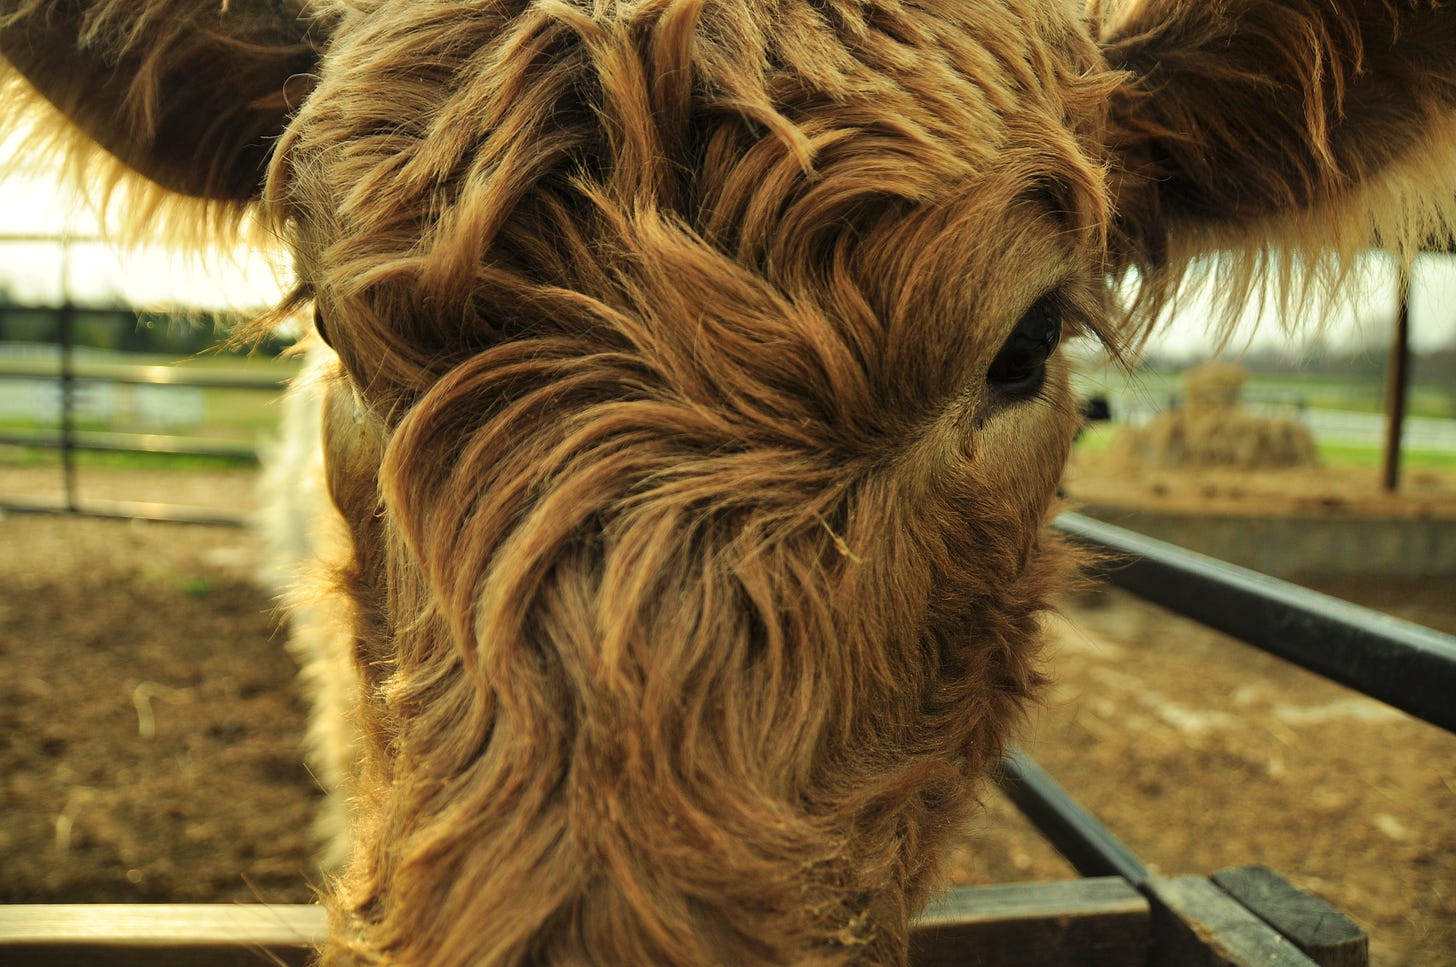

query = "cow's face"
[284,0,1119,585]
[274,10,1117,958]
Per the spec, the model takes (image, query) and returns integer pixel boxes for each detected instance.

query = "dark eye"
[314,306,334,348]
[987,294,1062,398]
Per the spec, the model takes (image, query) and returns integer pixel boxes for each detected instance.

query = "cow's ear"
[1101,0,1456,320]
[1,0,323,205]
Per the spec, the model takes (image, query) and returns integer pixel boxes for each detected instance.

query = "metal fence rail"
[0,300,287,521]
[0,425,263,459]
[995,750,1151,887]
[975,510,1455,966]
[1053,511,1456,733]
[0,354,279,519]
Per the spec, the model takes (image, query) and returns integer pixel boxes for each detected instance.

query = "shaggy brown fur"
[7,0,1456,964]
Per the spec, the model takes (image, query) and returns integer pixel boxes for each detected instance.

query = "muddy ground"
[1,463,1453,965]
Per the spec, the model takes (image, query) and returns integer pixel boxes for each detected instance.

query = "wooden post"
[1143,876,1321,967]
[1211,866,1367,967]
[1381,268,1411,493]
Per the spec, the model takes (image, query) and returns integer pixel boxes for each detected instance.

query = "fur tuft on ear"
[1101,0,1456,340]
[0,0,326,245]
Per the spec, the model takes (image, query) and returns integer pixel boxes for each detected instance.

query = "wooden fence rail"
[2,870,1362,967]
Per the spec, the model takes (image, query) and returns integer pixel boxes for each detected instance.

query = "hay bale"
[1111,362,1319,470]
[1181,360,1248,412]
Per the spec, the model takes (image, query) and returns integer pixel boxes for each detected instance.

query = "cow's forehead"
[284,0,1111,231]
[293,0,1108,173]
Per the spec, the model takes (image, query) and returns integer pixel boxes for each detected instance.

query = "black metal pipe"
[0,368,289,391]
[1054,512,1456,735]
[0,495,247,527]
[995,749,1150,886]
[1382,269,1411,493]
[56,294,78,513]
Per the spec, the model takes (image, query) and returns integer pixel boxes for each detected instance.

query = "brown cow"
[5,0,1456,963]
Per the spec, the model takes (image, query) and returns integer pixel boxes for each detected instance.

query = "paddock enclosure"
[2,457,1453,965]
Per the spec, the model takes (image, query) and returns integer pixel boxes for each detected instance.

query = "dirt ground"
[1,462,1453,965]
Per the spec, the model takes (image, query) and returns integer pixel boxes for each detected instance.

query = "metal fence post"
[58,237,78,513]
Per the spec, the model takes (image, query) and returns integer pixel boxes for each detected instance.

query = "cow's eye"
[314,306,333,348]
[987,294,1061,398]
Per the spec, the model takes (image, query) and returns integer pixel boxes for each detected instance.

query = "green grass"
[182,577,217,598]
[1073,423,1117,453]
[1316,443,1456,471]
[0,445,256,471]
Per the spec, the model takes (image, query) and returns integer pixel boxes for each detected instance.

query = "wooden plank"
[909,877,1149,967]
[1211,866,1367,967]
[1145,876,1320,967]
[0,904,326,967]
[0,881,1150,967]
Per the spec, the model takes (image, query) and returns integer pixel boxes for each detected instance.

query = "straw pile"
[1112,362,1319,469]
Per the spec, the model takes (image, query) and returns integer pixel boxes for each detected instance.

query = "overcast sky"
[3,142,1454,359]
